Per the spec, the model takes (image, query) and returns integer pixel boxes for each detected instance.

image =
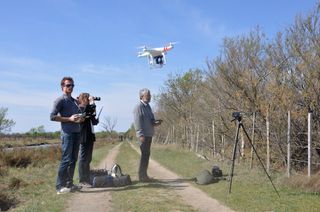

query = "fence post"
[164,128,170,145]
[287,111,291,178]
[222,134,225,161]
[266,109,270,173]
[172,125,175,144]
[240,131,245,159]
[308,112,312,177]
[250,112,256,169]
[212,120,216,158]
[196,124,199,153]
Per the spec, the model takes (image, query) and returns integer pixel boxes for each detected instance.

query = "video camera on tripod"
[231,111,253,122]
[228,111,280,197]
[232,112,242,121]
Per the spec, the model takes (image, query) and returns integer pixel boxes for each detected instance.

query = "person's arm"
[91,116,99,125]
[134,105,145,141]
[53,114,81,122]
[50,98,81,123]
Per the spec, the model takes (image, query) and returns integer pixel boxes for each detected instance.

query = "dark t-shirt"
[50,94,81,133]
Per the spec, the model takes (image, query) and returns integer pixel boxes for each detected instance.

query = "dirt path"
[64,142,233,212]
[64,143,122,212]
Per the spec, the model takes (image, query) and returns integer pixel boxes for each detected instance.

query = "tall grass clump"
[282,174,320,194]
[0,146,62,211]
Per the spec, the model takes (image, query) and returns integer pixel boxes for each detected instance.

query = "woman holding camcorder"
[77,93,99,187]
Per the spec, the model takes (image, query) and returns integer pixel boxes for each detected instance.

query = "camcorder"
[80,96,101,118]
[232,112,242,119]
[231,111,254,122]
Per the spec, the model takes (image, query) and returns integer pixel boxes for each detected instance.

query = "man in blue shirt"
[50,76,83,194]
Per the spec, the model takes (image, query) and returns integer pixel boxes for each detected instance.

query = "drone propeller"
[136,45,147,50]
[169,41,179,46]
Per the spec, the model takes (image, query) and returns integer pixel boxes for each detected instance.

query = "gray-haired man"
[133,88,162,182]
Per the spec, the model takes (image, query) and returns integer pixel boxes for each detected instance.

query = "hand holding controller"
[154,119,163,125]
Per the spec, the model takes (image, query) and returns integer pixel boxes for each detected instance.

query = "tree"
[28,125,46,134]
[101,116,118,133]
[0,107,15,133]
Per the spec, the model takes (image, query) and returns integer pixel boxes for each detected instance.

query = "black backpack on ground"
[211,165,223,178]
[91,164,132,188]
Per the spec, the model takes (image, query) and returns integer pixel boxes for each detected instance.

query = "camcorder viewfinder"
[92,97,101,101]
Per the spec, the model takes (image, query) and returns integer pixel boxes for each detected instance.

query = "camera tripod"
[228,112,280,197]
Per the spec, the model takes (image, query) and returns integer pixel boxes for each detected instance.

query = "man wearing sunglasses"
[50,76,83,194]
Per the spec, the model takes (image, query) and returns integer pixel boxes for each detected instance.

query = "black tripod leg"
[228,121,241,194]
[240,123,280,197]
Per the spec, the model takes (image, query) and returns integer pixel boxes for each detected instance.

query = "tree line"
[154,4,320,171]
[0,107,122,141]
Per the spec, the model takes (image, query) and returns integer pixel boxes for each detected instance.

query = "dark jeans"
[78,141,94,183]
[139,136,152,179]
[56,132,80,190]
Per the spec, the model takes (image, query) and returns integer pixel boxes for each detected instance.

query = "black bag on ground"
[91,164,132,188]
[92,175,114,187]
[113,175,132,187]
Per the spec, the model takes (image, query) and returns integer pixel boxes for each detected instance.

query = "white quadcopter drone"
[137,42,178,68]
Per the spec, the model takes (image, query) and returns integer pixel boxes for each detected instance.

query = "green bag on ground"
[195,170,217,185]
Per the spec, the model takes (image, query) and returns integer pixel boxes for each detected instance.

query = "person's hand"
[154,119,163,126]
[139,135,145,143]
[70,114,81,123]
[78,117,85,123]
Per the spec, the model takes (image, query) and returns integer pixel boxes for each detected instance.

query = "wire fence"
[155,111,320,178]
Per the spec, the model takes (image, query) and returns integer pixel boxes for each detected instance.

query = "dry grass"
[0,146,61,211]
[282,173,320,193]
[0,137,60,148]
[0,192,18,211]
[150,143,320,211]
[0,146,61,168]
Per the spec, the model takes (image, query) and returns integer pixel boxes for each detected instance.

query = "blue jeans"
[56,132,80,190]
[78,141,94,183]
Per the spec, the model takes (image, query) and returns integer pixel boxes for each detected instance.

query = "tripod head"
[231,112,242,122]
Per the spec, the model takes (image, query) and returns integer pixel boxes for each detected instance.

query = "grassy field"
[149,143,320,212]
[2,139,320,211]
[0,140,116,211]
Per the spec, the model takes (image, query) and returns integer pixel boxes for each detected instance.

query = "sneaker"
[57,187,71,194]
[79,182,92,188]
[69,184,83,192]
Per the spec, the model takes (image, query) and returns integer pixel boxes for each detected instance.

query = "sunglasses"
[64,84,74,88]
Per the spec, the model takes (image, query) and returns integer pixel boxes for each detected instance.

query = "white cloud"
[79,63,127,75]
[0,56,44,66]
[0,89,58,108]
[0,55,62,84]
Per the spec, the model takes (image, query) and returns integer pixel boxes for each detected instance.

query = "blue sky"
[0,0,317,133]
